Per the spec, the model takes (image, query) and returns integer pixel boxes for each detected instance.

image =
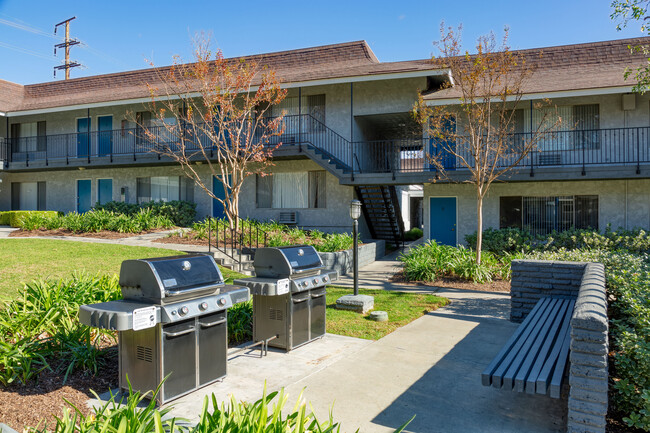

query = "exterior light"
[350,199,361,220]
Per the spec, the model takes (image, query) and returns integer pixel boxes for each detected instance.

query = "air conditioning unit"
[539,153,561,166]
[278,211,297,225]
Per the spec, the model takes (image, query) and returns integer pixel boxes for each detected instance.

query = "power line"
[0,18,63,41]
[0,41,57,61]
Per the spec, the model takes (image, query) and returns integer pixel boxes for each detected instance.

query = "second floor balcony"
[1,119,650,183]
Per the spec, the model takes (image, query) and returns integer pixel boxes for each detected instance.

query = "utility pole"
[53,17,81,80]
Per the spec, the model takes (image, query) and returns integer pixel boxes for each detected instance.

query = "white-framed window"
[11,181,46,210]
[136,176,180,203]
[256,171,326,209]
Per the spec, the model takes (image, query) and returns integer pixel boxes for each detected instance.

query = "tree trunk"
[476,194,483,265]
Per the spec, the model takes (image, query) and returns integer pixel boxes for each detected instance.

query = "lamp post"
[349,199,361,296]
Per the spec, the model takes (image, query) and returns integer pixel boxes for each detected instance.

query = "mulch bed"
[0,350,119,432]
[390,270,511,292]
[155,233,211,246]
[9,229,165,239]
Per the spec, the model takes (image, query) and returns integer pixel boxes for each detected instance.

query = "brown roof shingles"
[2,37,649,112]
[424,37,650,101]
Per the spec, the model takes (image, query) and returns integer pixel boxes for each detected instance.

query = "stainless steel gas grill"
[234,246,337,351]
[79,254,249,405]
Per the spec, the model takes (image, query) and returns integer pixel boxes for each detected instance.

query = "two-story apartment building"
[0,37,649,246]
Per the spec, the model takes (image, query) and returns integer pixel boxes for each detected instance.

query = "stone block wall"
[510,260,608,433]
[319,240,385,276]
[510,260,588,323]
[567,263,608,433]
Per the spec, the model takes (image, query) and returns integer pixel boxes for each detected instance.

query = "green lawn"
[0,239,246,300]
[326,286,449,340]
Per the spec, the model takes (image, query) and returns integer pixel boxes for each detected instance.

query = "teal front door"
[429,197,457,246]
[77,118,90,157]
[77,179,92,213]
[98,116,113,156]
[428,116,456,171]
[212,176,228,218]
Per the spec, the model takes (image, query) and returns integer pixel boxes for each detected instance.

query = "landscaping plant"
[32,381,414,433]
[94,200,197,227]
[19,209,175,233]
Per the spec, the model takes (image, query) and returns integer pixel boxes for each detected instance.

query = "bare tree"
[137,38,287,231]
[414,24,558,264]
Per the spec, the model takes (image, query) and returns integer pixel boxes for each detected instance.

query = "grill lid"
[119,254,224,302]
[253,245,323,278]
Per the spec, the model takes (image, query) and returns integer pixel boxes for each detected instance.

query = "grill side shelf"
[79,301,161,331]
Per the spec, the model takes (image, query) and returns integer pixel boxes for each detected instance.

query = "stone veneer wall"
[319,240,385,276]
[510,260,588,323]
[510,260,608,433]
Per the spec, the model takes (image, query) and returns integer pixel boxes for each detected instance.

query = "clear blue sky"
[0,0,644,85]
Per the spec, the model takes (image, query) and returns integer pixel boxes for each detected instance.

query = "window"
[256,171,326,209]
[525,104,599,151]
[11,182,46,210]
[500,195,598,235]
[137,176,179,203]
[10,121,46,153]
[97,179,113,205]
[268,94,326,134]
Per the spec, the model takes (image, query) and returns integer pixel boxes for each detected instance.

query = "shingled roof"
[1,37,648,113]
[423,37,650,101]
[2,40,435,113]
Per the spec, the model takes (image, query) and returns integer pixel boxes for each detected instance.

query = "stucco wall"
[423,179,650,244]
[0,159,359,235]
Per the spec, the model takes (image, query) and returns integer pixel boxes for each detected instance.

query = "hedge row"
[93,200,196,227]
[0,211,60,228]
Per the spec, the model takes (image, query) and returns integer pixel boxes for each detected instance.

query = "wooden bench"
[482,297,575,398]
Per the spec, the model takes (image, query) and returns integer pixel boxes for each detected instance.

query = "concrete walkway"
[138,288,562,433]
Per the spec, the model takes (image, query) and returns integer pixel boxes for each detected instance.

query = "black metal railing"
[207,218,269,264]
[2,122,650,176]
[349,127,650,176]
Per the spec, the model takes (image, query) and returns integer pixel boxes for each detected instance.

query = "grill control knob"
[217,297,227,307]
[302,281,309,288]
[199,302,208,311]
[179,306,189,316]
[313,278,319,285]
[323,276,329,283]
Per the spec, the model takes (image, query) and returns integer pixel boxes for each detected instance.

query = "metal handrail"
[207,218,270,265]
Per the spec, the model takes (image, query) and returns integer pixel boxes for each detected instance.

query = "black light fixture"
[350,199,361,295]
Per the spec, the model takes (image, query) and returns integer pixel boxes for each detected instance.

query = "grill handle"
[292,297,309,304]
[163,326,196,338]
[164,284,221,297]
[200,318,227,328]
[311,292,326,299]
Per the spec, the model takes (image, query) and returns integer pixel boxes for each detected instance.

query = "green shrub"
[466,227,650,255]
[0,274,120,386]
[19,209,175,233]
[32,382,414,433]
[404,227,423,241]
[0,210,59,228]
[227,301,252,344]
[399,240,514,284]
[94,200,197,226]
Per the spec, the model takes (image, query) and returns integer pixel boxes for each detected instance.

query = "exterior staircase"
[354,185,405,247]
[211,249,255,275]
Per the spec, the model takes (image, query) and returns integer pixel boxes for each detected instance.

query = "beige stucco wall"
[423,179,650,245]
[0,159,357,234]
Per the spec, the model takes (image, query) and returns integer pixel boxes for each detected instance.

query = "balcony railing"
[349,127,650,176]
[1,123,650,177]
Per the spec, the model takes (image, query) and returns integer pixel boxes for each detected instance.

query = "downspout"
[350,82,354,181]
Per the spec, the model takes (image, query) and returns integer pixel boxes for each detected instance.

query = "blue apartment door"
[77,118,91,157]
[428,117,456,171]
[97,179,113,205]
[429,197,457,246]
[212,176,228,218]
[98,116,113,156]
[77,179,92,213]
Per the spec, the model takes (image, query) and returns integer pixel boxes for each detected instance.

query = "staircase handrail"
[207,218,270,264]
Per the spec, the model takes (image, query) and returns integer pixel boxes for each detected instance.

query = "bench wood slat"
[549,300,575,398]
[524,299,572,394]
[481,297,552,387]
[513,299,566,392]
[502,298,561,390]
[535,299,575,396]
[490,298,555,389]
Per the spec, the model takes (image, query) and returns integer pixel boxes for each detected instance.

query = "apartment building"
[0,37,648,245]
